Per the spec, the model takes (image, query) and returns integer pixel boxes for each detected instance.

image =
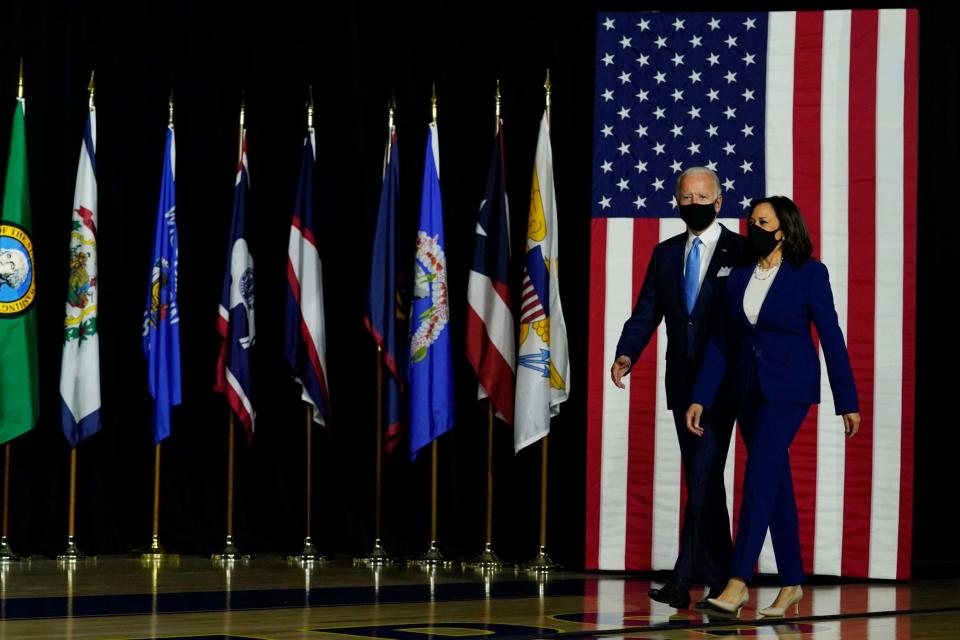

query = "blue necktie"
[684,237,702,314]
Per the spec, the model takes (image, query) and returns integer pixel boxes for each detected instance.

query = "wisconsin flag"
[60,104,101,448]
[514,112,569,453]
[142,124,181,444]
[363,126,404,451]
[215,129,256,442]
[408,122,454,460]
[285,128,330,426]
[0,98,38,445]
[465,125,514,423]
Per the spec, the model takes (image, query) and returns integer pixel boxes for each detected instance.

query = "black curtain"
[0,0,955,578]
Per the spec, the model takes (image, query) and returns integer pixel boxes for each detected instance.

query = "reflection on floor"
[0,556,957,639]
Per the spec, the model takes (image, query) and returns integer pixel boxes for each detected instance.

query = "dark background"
[0,1,954,578]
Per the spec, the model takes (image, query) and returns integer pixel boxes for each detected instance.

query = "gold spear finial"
[17,58,24,99]
[307,85,314,129]
[495,79,501,135]
[431,83,437,124]
[544,68,551,117]
[88,70,95,110]
[168,87,174,126]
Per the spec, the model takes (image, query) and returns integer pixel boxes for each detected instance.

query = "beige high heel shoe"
[758,586,803,617]
[705,588,749,616]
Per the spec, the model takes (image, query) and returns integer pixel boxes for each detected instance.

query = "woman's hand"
[686,403,705,437]
[843,412,860,439]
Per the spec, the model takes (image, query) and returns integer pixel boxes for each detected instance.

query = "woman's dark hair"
[749,195,814,266]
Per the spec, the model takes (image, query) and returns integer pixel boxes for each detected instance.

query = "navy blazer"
[692,258,859,415]
[616,224,746,410]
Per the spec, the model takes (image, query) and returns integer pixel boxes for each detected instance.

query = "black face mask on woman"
[748,224,782,258]
[679,202,717,232]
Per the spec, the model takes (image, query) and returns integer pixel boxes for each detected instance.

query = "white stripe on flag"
[758,10,797,576]
[599,218,634,570]
[466,270,516,372]
[815,8,851,578]
[869,8,907,580]
[289,225,328,376]
[765,11,796,199]
[812,585,841,617]
[650,218,684,570]
[597,579,625,623]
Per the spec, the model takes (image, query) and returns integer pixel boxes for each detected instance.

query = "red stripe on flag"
[842,9,879,578]
[625,219,659,569]
[791,11,824,575]
[286,258,330,410]
[465,305,515,423]
[898,7,918,581]
[585,218,608,569]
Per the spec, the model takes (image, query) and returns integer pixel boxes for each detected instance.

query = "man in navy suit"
[611,167,746,609]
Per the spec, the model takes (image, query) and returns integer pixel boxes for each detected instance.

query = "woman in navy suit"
[685,196,861,617]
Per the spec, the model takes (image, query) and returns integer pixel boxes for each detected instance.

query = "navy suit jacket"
[692,258,859,415]
[616,224,746,410]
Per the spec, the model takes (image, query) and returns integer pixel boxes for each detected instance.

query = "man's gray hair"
[675,166,722,199]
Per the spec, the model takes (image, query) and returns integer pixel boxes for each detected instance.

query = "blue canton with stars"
[592,12,767,218]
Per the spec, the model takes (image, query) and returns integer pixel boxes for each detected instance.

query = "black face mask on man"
[747,224,782,258]
[678,202,717,232]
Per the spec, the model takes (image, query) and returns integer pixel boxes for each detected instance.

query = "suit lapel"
[689,226,734,319]
[671,237,688,315]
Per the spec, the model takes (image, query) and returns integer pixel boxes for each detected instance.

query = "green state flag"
[0,98,38,444]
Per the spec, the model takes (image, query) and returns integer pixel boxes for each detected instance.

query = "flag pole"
[467,81,504,570]
[0,62,27,564]
[413,85,449,569]
[216,95,247,564]
[0,444,21,562]
[142,88,178,564]
[526,69,558,573]
[59,71,99,565]
[355,98,396,566]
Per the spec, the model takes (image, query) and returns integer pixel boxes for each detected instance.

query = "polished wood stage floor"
[0,556,958,638]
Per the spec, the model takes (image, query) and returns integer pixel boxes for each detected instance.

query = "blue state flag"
[216,129,256,443]
[363,126,405,452]
[142,124,182,443]
[408,122,453,460]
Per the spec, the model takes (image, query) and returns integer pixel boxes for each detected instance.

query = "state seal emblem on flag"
[410,231,448,363]
[0,222,36,317]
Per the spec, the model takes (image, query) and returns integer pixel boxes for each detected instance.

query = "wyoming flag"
[514,112,569,453]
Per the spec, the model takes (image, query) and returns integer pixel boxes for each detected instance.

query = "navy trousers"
[730,387,810,586]
[672,405,735,590]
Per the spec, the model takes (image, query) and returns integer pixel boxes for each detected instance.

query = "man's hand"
[610,355,632,389]
[686,404,705,437]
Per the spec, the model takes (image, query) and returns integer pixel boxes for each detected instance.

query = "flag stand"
[215,413,245,562]
[297,404,325,563]
[524,435,557,571]
[58,448,91,562]
[142,443,177,562]
[412,440,451,568]
[0,445,24,563]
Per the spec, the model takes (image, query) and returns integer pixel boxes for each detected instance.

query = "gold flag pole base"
[462,542,506,570]
[410,540,452,569]
[212,534,249,563]
[0,536,27,563]
[523,545,559,572]
[353,537,394,566]
[57,535,94,563]
[288,536,326,564]
[140,535,179,565]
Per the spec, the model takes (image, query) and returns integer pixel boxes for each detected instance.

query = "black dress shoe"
[695,589,724,609]
[649,578,691,609]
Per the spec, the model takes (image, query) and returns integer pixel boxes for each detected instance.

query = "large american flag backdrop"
[586,10,917,579]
